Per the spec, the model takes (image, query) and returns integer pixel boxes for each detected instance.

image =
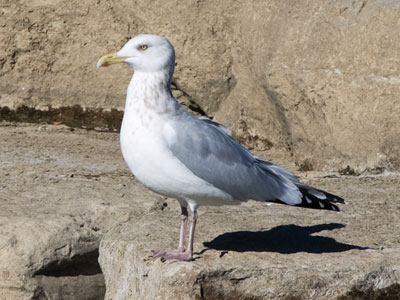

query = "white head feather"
[117,34,175,76]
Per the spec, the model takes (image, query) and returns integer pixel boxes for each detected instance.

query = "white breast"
[119,71,235,207]
[120,111,233,205]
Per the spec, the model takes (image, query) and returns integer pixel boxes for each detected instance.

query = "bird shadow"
[202,223,368,254]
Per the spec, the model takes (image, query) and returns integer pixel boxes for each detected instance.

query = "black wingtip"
[270,185,344,212]
[297,194,341,212]
[295,185,344,212]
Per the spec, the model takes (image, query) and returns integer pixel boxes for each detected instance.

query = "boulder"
[99,176,400,300]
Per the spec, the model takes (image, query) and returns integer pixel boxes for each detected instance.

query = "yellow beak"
[97,52,128,68]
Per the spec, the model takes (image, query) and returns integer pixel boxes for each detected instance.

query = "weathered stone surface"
[99,175,400,300]
[1,123,400,299]
[0,123,157,300]
[2,0,400,297]
[1,0,399,170]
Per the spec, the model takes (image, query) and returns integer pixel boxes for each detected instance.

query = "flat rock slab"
[99,176,400,300]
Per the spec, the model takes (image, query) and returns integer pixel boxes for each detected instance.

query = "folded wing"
[165,115,302,205]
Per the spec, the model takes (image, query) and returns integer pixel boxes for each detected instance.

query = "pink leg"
[178,206,188,252]
[152,206,188,258]
[186,211,197,255]
[152,210,197,262]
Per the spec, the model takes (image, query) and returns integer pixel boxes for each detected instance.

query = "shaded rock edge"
[0,99,206,132]
[10,248,105,300]
[33,249,102,277]
[197,276,400,300]
[338,283,400,300]
[0,105,123,132]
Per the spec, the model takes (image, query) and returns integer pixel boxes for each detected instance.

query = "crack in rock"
[33,249,102,277]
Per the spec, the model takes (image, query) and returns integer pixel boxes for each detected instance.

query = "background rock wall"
[1,0,399,171]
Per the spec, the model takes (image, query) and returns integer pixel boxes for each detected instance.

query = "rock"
[2,0,400,296]
[99,176,400,300]
[0,123,157,299]
[0,214,103,300]
[1,124,400,299]
[1,0,400,171]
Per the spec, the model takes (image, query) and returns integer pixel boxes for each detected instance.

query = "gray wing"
[165,114,302,204]
[198,116,232,136]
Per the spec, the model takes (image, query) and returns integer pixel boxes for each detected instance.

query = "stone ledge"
[99,180,400,300]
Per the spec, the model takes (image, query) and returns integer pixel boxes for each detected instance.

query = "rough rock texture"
[0,122,157,300]
[99,175,400,300]
[1,122,400,299]
[1,0,400,170]
[2,0,400,298]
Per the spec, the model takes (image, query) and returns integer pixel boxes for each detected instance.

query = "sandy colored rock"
[1,0,399,171]
[1,0,400,297]
[99,175,400,300]
[0,123,159,300]
[1,122,400,299]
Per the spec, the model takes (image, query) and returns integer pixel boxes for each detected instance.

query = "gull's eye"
[139,44,148,51]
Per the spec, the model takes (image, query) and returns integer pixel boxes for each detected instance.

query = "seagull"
[97,34,344,261]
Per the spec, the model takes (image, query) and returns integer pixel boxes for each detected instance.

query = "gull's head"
[97,34,175,74]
